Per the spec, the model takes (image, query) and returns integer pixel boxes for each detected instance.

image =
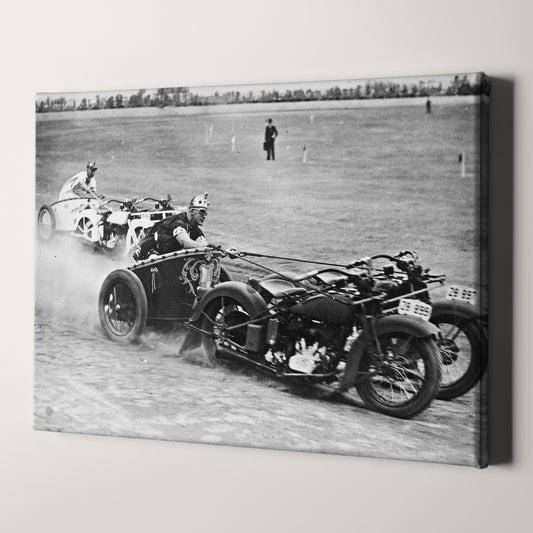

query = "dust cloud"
[34,236,197,356]
[35,237,130,335]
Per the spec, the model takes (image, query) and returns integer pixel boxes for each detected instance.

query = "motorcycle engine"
[266,317,343,375]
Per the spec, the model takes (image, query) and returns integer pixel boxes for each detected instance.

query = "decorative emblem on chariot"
[179,257,221,295]
[150,267,162,293]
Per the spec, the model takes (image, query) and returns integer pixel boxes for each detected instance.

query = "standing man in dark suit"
[264,118,278,160]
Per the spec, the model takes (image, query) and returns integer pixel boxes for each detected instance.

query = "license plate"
[446,285,477,305]
[398,299,432,321]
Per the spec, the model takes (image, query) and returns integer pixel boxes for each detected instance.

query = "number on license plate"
[446,285,477,305]
[398,299,432,321]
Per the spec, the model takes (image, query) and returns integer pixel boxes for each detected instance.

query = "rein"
[226,250,352,268]
[220,249,378,308]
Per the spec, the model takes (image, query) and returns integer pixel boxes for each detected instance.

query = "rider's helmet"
[189,192,209,210]
[87,161,97,171]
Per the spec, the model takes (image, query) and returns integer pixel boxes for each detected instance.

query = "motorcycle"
[183,249,443,419]
[262,250,487,401]
[72,195,179,255]
[366,250,487,400]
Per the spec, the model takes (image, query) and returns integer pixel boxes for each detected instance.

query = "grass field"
[36,97,483,288]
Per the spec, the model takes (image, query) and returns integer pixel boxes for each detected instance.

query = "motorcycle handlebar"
[138,197,171,204]
[100,198,128,207]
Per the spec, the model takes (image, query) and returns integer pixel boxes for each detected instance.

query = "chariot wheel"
[74,216,96,243]
[124,226,145,256]
[37,205,56,242]
[98,269,147,343]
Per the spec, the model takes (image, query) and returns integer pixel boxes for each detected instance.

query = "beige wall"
[2,1,531,531]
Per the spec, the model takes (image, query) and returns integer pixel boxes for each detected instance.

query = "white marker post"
[302,144,308,164]
[231,136,236,153]
[205,125,209,145]
[459,152,466,177]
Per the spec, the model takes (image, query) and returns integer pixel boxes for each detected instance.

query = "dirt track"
[34,242,481,467]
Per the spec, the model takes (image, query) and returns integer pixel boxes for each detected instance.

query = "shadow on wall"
[488,77,513,465]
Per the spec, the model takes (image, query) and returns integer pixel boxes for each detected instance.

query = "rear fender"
[431,300,481,321]
[181,281,268,356]
[188,281,268,323]
[374,314,440,339]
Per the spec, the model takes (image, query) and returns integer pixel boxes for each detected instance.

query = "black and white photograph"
[5,0,533,531]
[35,72,488,467]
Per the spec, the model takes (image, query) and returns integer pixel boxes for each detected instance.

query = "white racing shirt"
[59,171,97,200]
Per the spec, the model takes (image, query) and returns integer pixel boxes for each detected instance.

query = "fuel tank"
[290,294,351,324]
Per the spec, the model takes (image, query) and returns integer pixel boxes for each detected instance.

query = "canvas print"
[35,73,489,467]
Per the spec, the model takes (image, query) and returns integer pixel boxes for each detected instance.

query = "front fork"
[336,314,376,392]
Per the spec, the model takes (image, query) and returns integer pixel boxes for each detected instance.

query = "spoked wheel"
[37,205,56,242]
[75,216,95,242]
[98,269,147,343]
[201,295,264,366]
[431,313,484,400]
[125,226,145,256]
[356,332,441,419]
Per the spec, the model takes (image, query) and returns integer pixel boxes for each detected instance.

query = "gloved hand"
[226,247,239,258]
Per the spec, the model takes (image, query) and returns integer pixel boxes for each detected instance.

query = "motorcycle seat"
[258,279,308,299]
[315,271,348,285]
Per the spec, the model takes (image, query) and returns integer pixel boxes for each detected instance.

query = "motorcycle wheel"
[356,333,441,419]
[201,295,265,366]
[98,269,147,343]
[37,205,56,242]
[431,312,485,401]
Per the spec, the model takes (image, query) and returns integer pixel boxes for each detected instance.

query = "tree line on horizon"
[36,75,489,113]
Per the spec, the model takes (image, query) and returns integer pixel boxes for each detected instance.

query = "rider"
[59,161,99,200]
[133,192,210,261]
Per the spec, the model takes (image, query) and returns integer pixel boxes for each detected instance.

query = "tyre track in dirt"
[34,317,480,466]
[34,240,480,466]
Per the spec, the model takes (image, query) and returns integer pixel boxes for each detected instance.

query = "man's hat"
[87,161,97,170]
[189,192,209,209]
